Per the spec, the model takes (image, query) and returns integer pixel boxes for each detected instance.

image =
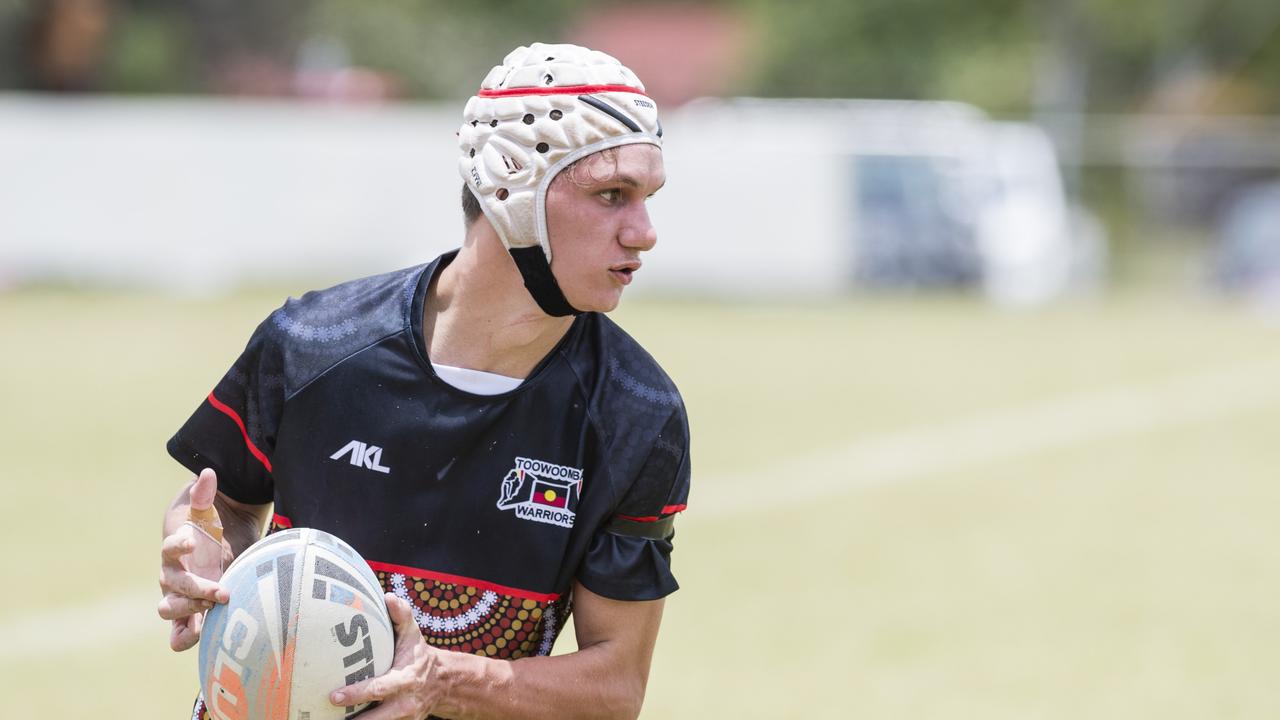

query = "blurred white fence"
[0,95,460,293]
[0,94,1093,300]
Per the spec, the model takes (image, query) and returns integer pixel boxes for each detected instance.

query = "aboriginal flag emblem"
[532,480,569,508]
[496,457,584,529]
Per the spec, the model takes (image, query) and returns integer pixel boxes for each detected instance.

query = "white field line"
[1,589,163,663]
[692,359,1280,519]
[5,360,1280,663]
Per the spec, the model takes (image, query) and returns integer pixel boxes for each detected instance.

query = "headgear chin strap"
[457,43,663,316]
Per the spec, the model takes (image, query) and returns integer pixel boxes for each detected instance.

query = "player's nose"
[619,205,657,252]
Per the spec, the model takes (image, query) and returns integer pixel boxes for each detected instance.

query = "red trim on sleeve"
[477,84,649,98]
[206,391,273,473]
[271,513,292,528]
[614,504,687,523]
[366,560,560,602]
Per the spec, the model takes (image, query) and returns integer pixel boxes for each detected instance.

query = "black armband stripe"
[605,513,676,540]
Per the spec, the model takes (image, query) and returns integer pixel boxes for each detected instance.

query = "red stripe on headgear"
[477,84,649,98]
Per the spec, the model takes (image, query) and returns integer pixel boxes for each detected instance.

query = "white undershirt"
[431,362,523,396]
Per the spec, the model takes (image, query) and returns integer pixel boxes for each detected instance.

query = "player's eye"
[598,188,621,204]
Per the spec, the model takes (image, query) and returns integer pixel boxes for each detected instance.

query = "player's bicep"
[578,408,690,601]
[571,580,665,667]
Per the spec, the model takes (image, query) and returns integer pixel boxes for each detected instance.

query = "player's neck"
[422,226,574,378]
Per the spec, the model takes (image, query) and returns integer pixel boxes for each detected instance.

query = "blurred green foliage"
[102,7,191,93]
[1,0,1277,113]
[747,0,1037,113]
[303,0,586,98]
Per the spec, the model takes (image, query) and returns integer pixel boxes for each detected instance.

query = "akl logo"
[330,440,391,474]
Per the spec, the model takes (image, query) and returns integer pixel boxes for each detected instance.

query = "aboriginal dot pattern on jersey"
[378,568,570,660]
[263,519,568,660]
[608,356,681,407]
[271,311,358,343]
[269,265,419,346]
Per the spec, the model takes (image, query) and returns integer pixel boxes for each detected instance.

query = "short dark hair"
[462,183,482,226]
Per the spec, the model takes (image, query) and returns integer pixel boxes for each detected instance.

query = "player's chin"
[567,286,624,314]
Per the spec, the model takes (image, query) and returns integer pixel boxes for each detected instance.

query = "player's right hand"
[157,468,230,652]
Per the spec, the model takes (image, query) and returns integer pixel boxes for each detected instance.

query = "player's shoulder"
[568,312,687,439]
[251,264,429,396]
[273,264,424,338]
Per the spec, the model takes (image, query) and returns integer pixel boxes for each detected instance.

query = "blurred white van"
[975,121,1106,305]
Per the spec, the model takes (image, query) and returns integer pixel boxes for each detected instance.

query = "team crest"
[497,457,583,529]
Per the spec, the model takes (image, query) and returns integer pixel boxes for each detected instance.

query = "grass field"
[3,285,1280,718]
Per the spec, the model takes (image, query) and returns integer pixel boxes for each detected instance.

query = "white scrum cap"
[458,42,663,316]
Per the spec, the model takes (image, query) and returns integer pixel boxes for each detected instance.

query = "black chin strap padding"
[509,246,580,317]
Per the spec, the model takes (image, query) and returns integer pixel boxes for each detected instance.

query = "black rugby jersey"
[168,251,690,661]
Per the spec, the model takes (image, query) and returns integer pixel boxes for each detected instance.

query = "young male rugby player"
[157,43,690,719]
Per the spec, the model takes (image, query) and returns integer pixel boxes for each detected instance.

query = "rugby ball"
[198,528,394,720]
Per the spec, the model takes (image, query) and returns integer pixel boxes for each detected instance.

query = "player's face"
[545,144,666,313]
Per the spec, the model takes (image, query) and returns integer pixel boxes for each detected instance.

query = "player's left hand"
[330,593,446,719]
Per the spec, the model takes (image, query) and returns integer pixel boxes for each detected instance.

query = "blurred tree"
[1073,0,1280,113]
[182,0,310,95]
[304,0,589,99]
[0,0,29,87]
[742,0,1036,112]
[101,2,191,93]
[1,0,1276,114]
[16,0,112,91]
[740,0,1280,114]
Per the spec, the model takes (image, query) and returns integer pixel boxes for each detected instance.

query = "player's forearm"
[431,641,647,720]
